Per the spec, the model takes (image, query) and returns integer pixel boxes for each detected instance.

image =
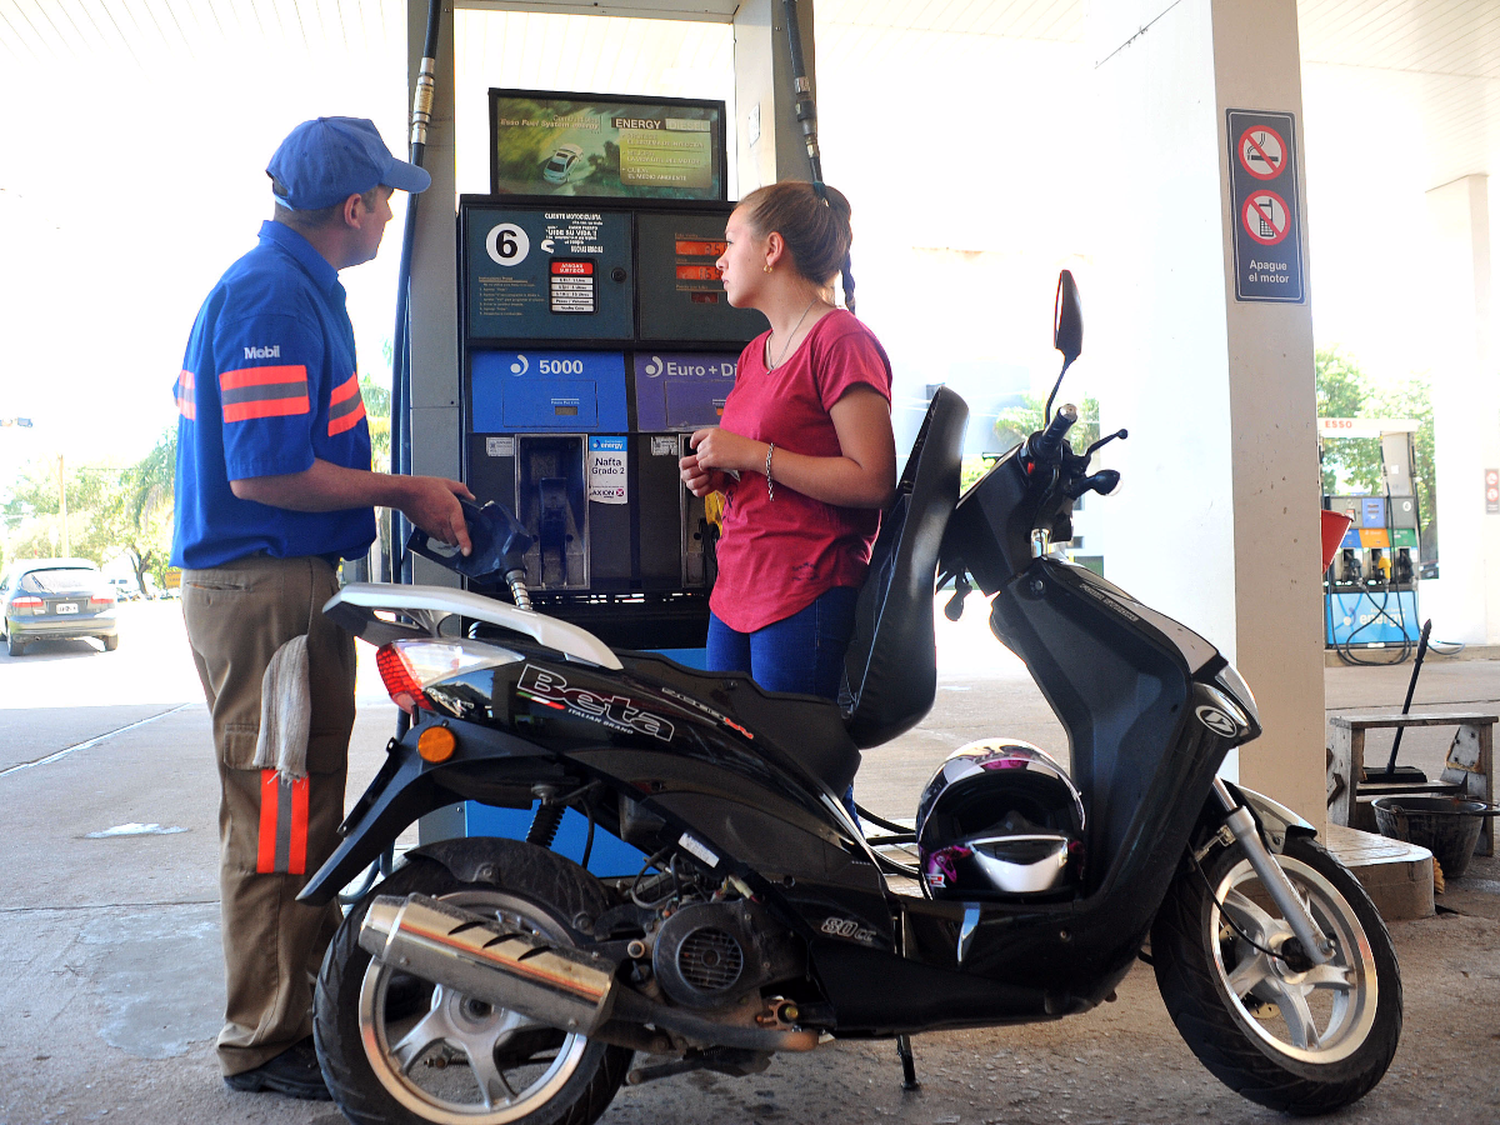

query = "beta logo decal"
[820,917,879,945]
[1196,705,1241,738]
[518,665,675,743]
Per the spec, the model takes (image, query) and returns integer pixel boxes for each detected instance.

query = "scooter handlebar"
[1028,403,1078,463]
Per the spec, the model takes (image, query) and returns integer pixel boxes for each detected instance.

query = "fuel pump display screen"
[636,211,768,343]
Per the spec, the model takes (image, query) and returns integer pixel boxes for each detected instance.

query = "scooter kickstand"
[897,1033,920,1090]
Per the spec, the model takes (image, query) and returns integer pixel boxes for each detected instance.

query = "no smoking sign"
[1227,109,1304,302]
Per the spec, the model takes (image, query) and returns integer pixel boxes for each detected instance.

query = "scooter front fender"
[1223,781,1318,855]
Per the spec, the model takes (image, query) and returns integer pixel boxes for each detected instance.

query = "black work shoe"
[223,1037,331,1100]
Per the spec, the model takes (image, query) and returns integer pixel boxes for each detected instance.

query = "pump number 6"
[486,222,530,267]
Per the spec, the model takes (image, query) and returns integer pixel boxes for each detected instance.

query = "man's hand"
[401,476,474,556]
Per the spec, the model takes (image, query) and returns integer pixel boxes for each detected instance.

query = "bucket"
[1370,796,1498,878]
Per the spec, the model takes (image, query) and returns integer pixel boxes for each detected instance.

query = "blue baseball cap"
[267,116,431,210]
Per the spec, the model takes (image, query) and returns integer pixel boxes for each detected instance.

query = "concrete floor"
[1,600,1496,1124]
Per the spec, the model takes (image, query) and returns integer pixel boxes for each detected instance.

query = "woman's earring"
[763,264,774,274]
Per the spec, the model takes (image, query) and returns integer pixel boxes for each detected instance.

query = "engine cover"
[651,900,801,1010]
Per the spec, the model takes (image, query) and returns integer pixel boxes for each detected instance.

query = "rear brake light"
[376,644,434,715]
[373,639,523,716]
[89,594,115,608]
[12,596,43,613]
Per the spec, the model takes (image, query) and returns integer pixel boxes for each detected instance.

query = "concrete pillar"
[1092,1,1327,826]
[407,1,462,588]
[1423,175,1500,645]
[732,0,818,197]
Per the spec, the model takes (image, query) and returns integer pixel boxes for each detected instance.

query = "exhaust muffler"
[359,894,617,1035]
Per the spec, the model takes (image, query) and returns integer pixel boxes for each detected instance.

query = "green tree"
[1,432,176,589]
[1315,347,1373,495]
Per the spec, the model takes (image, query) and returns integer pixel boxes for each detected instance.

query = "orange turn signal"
[417,725,457,763]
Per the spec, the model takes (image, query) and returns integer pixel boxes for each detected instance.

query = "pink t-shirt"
[709,309,893,633]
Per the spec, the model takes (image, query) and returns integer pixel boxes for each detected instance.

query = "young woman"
[680,181,897,702]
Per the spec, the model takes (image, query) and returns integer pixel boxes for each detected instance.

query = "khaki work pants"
[182,554,355,1076]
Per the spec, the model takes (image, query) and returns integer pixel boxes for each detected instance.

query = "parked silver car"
[0,558,118,656]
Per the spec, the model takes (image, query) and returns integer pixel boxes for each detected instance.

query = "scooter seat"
[621,653,862,795]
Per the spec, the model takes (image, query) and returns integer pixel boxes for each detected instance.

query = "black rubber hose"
[390,0,444,583]
[781,0,822,181]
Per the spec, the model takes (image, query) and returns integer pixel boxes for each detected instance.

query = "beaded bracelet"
[765,442,776,501]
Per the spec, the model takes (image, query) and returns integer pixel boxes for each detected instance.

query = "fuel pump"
[1318,418,1423,652]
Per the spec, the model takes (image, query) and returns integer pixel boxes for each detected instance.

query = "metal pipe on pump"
[390,0,445,582]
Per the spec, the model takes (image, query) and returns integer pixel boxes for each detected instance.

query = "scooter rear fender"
[297,718,565,906]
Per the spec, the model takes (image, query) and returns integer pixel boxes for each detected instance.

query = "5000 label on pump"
[470,350,629,433]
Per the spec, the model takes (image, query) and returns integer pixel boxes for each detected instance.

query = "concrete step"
[1324,822,1434,920]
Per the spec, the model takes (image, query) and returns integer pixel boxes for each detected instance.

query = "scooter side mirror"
[1054,270,1083,366]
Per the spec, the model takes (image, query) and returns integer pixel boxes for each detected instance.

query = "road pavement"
[1,599,1497,1124]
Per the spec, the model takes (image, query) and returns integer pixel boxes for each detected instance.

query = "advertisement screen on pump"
[490,89,727,201]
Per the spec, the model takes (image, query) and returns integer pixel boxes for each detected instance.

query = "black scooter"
[302,274,1400,1124]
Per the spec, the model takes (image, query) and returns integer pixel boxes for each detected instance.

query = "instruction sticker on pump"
[588,437,628,504]
[466,208,633,340]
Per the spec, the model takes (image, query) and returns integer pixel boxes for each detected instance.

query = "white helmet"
[915,740,1086,900]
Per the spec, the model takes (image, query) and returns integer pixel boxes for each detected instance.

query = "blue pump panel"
[633,351,739,431]
[1326,590,1421,646]
[464,802,648,877]
[472,350,629,432]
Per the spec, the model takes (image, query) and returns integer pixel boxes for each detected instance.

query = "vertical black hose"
[781,0,822,182]
[390,0,445,583]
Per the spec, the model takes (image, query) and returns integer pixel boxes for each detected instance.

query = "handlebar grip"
[1030,403,1078,462]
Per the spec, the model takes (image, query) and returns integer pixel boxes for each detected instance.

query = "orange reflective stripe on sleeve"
[221,365,311,423]
[257,769,311,875]
[176,370,196,420]
[328,372,367,436]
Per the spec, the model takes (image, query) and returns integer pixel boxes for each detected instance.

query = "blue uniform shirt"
[171,221,376,569]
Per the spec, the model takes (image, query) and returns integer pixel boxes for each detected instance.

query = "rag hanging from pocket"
[252,634,311,780]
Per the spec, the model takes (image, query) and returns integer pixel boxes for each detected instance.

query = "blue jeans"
[707,585,860,699]
[707,586,862,823]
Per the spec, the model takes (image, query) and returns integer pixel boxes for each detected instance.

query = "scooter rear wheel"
[315,845,631,1125]
[1151,835,1401,1115]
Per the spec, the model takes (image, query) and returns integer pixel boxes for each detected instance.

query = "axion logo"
[243,345,281,359]
[518,665,675,743]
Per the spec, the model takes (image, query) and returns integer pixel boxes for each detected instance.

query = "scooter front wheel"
[314,847,631,1125]
[1151,835,1401,1115]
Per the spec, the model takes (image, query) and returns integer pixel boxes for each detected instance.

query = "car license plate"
[55,602,79,614]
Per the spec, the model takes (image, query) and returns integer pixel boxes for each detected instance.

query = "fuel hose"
[782,0,822,181]
[390,0,444,582]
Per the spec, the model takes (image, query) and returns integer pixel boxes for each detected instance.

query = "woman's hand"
[687,426,762,476]
[679,450,731,498]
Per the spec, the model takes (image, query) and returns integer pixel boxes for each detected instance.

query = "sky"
[0,5,1453,493]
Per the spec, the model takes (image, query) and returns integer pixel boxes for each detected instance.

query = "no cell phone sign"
[1242,191,1291,246]
[1227,109,1304,302]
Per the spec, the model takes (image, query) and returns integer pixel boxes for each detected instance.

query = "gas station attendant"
[170,116,472,1100]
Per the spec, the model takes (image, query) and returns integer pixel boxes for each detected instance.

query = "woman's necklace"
[766,297,821,370]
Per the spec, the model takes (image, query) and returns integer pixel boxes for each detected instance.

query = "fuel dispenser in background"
[1321,422,1422,648]
[445,92,769,871]
[460,198,765,654]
